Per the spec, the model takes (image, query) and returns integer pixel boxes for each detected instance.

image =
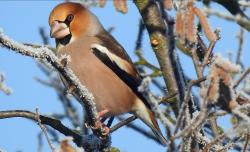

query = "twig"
[239,1,250,7]
[191,47,203,80]
[161,92,178,102]
[39,27,49,45]
[196,132,224,151]
[138,76,174,129]
[236,28,244,66]
[0,110,83,147]
[24,43,56,52]
[243,133,250,152]
[0,73,12,95]
[110,116,137,133]
[181,137,192,152]
[201,38,217,69]
[217,143,235,152]
[115,116,161,145]
[35,76,81,128]
[203,7,250,31]
[174,77,206,133]
[35,108,55,152]
[135,50,161,72]
[37,132,43,152]
[234,67,250,88]
[208,117,219,138]
[202,133,226,152]
[152,79,166,94]
[172,104,208,140]
[134,19,145,51]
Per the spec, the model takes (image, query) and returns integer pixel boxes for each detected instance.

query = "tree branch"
[134,0,180,114]
[134,0,178,94]
[0,110,83,147]
[203,7,250,31]
[0,29,97,127]
[0,29,111,150]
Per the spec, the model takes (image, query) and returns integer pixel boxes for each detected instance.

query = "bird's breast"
[58,40,136,116]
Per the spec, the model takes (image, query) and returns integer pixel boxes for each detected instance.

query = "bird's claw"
[97,109,109,119]
[85,109,111,138]
[101,126,110,136]
[89,120,110,138]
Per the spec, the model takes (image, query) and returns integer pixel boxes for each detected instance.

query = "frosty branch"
[0,30,111,150]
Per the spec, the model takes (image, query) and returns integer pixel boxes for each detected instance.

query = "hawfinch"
[49,2,167,146]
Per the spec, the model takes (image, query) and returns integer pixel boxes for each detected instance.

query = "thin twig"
[236,28,244,66]
[172,103,208,140]
[110,116,137,133]
[202,133,226,152]
[196,133,222,151]
[243,133,250,152]
[35,76,81,128]
[174,77,206,133]
[0,73,12,95]
[35,108,55,152]
[239,1,250,7]
[208,117,219,137]
[115,116,161,145]
[203,7,250,31]
[234,67,250,88]
[161,92,178,103]
[134,19,145,51]
[191,47,203,80]
[201,41,215,69]
[39,27,49,45]
[37,132,43,152]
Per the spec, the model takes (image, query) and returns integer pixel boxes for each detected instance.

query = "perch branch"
[0,30,97,127]
[0,29,111,149]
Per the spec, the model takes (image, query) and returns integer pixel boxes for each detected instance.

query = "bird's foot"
[90,119,110,138]
[97,109,109,120]
[87,109,111,137]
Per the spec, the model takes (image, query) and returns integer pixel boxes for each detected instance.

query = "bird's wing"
[95,31,141,79]
[91,31,151,109]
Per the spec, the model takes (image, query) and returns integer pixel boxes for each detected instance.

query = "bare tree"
[0,0,250,151]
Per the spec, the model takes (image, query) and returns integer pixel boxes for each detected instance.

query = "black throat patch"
[56,34,72,46]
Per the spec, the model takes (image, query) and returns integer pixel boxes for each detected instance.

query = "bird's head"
[49,2,92,47]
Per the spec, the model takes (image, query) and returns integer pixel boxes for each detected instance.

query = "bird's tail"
[147,110,168,146]
[134,101,167,146]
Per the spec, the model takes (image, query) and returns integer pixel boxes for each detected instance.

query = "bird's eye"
[66,14,74,22]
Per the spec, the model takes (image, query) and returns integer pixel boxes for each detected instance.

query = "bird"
[49,2,167,146]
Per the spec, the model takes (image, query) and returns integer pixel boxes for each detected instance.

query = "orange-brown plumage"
[49,3,90,39]
[49,2,167,146]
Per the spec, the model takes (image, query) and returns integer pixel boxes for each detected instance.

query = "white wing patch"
[91,43,130,73]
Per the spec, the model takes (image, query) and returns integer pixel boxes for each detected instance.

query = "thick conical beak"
[50,21,70,39]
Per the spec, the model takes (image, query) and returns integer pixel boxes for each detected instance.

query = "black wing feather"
[92,47,151,109]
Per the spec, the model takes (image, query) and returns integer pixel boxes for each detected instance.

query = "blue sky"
[0,1,249,152]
